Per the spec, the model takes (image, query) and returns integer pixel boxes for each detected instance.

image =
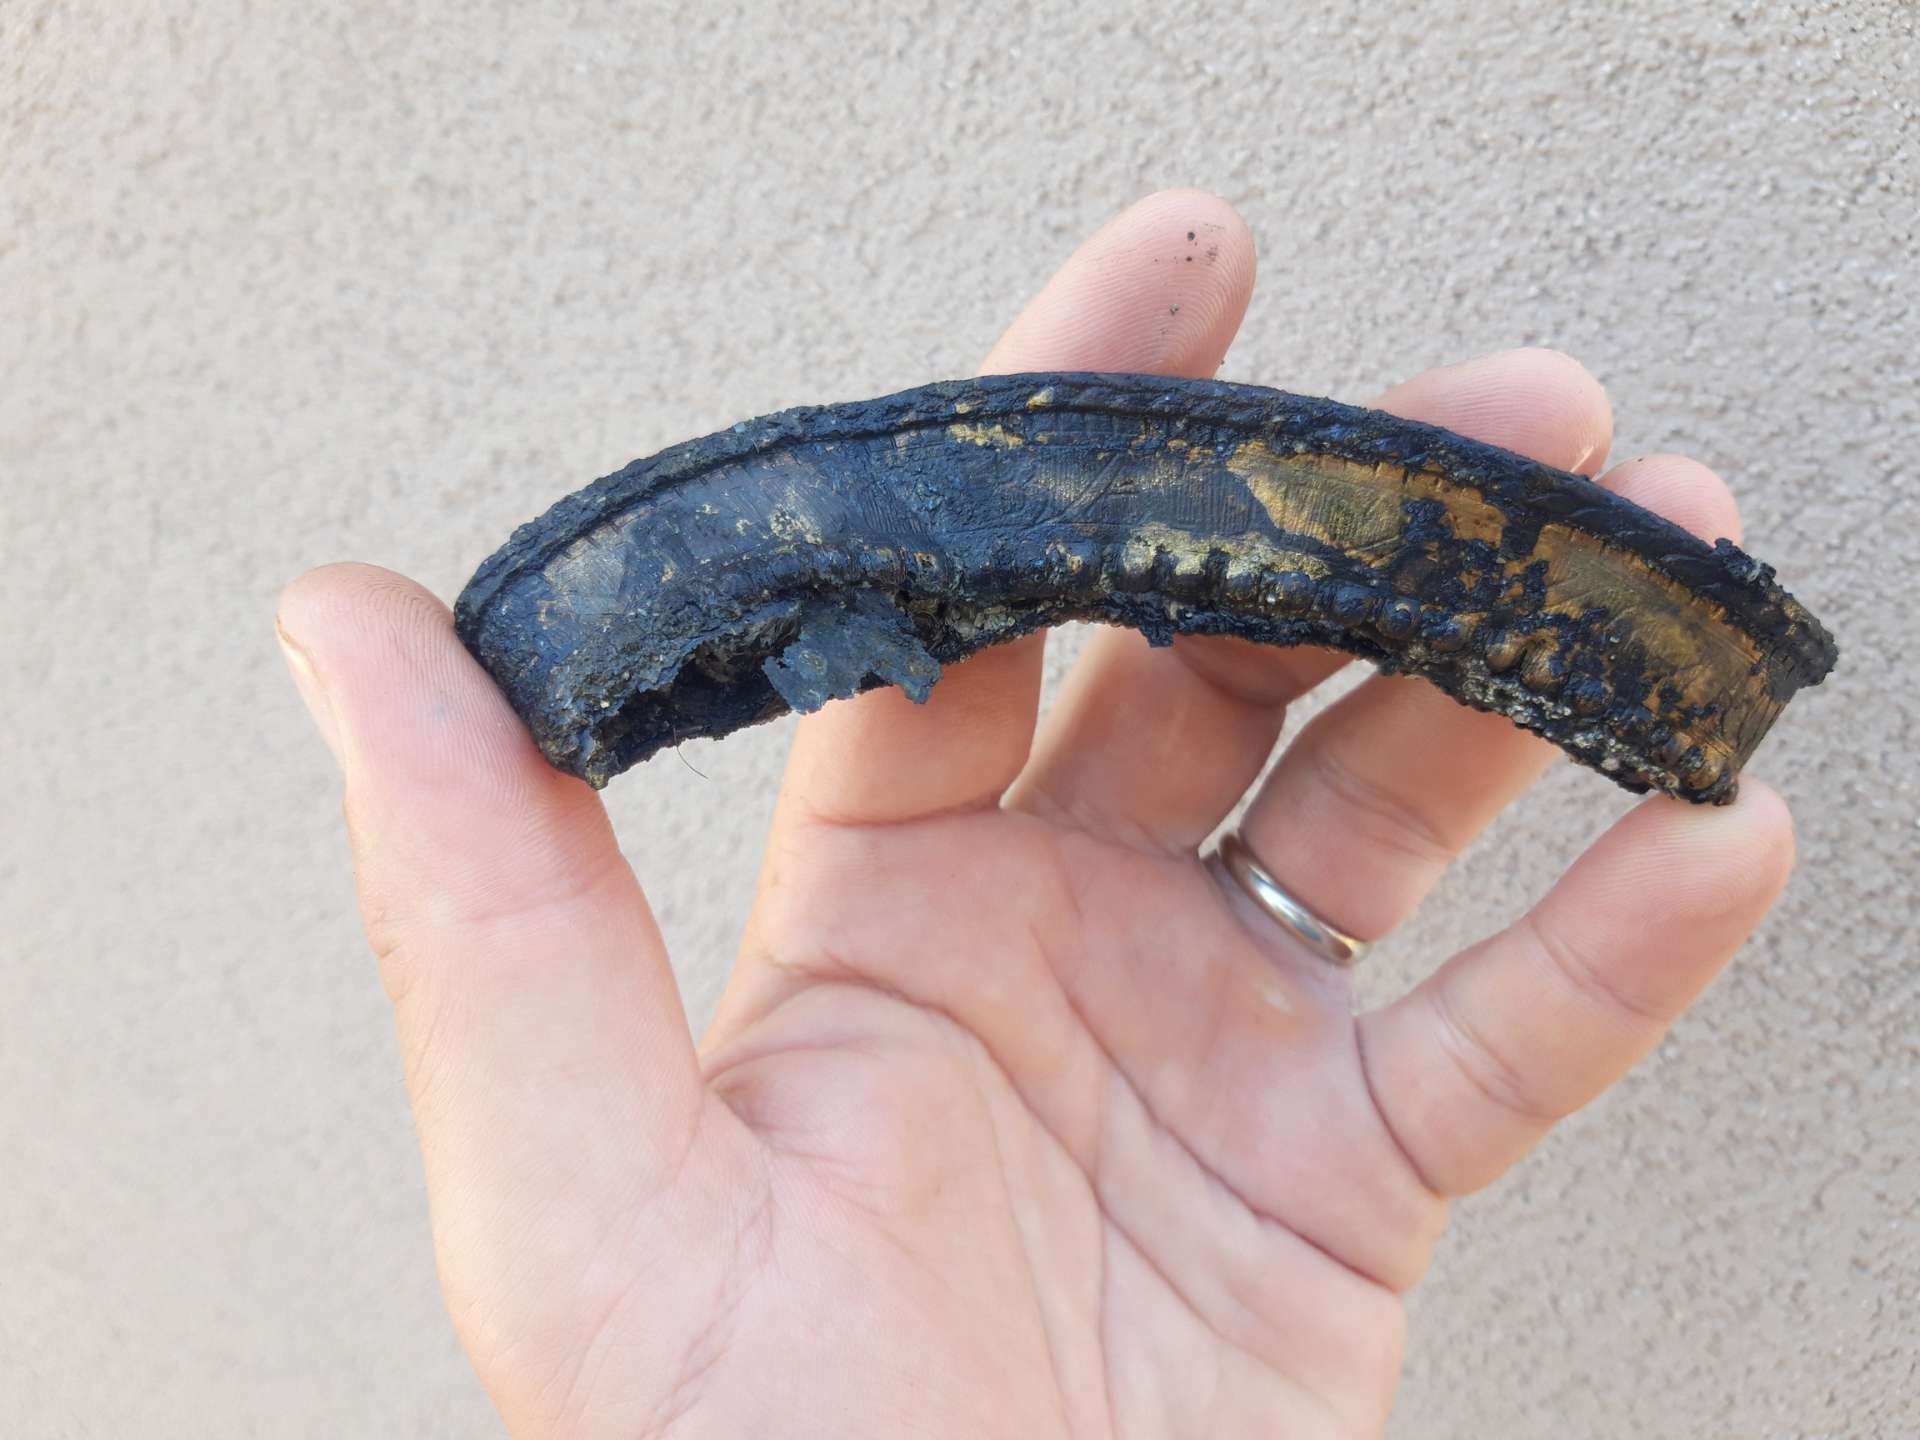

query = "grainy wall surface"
[2,2,1913,1435]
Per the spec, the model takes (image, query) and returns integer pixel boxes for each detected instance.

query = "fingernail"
[276,618,343,768]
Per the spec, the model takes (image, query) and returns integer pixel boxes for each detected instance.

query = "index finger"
[770,188,1258,830]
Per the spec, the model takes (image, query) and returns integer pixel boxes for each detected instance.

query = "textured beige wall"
[3,1,1914,1435]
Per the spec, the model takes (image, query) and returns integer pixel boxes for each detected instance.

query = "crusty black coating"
[454,372,1837,798]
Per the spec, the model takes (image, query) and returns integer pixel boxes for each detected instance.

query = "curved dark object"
[454,372,1836,802]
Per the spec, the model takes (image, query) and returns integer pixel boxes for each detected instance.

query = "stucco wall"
[3,2,1913,1434]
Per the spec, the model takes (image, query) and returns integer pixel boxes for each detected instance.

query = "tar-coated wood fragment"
[454,373,1838,801]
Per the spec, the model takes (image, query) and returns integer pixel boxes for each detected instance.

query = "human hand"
[276,190,1794,1438]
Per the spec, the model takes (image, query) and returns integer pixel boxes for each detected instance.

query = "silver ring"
[1212,831,1370,969]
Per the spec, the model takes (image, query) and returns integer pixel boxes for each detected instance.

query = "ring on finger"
[1209,831,1371,969]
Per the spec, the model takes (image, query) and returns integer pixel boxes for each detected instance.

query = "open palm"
[278,191,1792,1438]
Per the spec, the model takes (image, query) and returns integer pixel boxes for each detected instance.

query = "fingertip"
[1597,452,1744,546]
[1490,348,1615,473]
[1712,778,1797,898]
[276,562,455,673]
[1119,186,1257,288]
[1590,779,1797,932]
[1379,346,1614,475]
[276,561,561,811]
[278,559,418,621]
[1654,778,1793,871]
[980,187,1257,379]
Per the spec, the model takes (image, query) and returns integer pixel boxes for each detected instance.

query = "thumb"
[275,563,706,1315]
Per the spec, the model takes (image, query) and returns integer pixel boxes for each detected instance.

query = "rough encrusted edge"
[453,372,1839,688]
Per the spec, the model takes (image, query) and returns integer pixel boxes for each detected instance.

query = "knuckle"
[1429,977,1561,1127]
[1304,743,1455,870]
[1524,912,1669,1029]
